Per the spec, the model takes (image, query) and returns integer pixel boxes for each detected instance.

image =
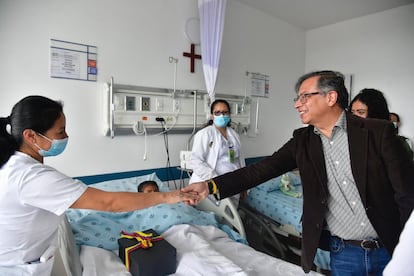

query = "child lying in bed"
[137,180,159,193]
[66,174,247,251]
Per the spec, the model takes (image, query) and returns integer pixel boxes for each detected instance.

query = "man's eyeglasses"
[213,110,230,116]
[293,92,321,103]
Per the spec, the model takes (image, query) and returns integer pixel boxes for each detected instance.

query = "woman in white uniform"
[0,95,198,275]
[189,99,245,206]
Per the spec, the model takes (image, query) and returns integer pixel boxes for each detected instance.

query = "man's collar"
[313,111,347,135]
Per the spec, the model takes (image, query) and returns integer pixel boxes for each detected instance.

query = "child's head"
[137,180,159,193]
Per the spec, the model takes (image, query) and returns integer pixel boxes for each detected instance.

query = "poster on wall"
[50,39,97,81]
[249,72,269,97]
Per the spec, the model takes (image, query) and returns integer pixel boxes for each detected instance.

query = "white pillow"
[89,173,168,192]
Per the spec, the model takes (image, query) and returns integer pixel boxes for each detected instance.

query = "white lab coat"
[383,210,414,276]
[189,125,245,184]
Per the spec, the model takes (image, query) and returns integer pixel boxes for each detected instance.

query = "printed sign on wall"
[50,39,97,81]
[248,72,269,97]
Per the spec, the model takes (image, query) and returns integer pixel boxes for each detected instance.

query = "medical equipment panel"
[103,77,253,137]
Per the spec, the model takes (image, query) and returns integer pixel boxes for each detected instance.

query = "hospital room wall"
[0,0,305,177]
[305,3,414,142]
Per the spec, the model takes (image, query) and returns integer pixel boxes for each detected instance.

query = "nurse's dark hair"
[206,99,231,126]
[0,95,63,167]
[295,70,349,110]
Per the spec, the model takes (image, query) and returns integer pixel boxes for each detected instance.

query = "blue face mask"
[213,115,230,128]
[36,133,68,157]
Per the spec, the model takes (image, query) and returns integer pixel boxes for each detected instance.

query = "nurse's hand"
[181,182,209,205]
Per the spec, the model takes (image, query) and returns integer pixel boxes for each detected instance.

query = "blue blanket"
[66,173,246,250]
[66,203,222,250]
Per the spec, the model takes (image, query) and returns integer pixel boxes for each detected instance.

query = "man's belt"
[343,238,383,250]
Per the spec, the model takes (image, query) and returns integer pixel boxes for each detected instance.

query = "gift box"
[118,229,176,276]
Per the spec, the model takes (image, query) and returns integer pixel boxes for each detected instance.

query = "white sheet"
[80,224,322,276]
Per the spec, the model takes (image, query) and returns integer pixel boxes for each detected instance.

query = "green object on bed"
[279,174,302,198]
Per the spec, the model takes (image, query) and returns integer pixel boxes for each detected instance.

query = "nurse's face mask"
[35,132,68,157]
[213,115,230,128]
[213,108,231,128]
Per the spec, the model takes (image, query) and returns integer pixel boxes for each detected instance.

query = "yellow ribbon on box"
[120,230,164,271]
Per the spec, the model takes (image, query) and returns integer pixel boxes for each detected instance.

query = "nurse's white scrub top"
[0,151,87,272]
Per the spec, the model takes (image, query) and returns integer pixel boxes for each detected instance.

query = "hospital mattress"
[244,176,303,235]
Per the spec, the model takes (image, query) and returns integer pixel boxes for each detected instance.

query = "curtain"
[198,0,227,102]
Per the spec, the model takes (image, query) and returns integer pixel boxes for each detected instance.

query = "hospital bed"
[239,171,331,272]
[53,172,322,276]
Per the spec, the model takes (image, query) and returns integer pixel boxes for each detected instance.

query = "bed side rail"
[196,197,246,238]
[238,201,287,259]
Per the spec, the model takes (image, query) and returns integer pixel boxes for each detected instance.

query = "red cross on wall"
[183,44,202,73]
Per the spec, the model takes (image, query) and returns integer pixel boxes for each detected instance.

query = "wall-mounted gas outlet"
[173,99,180,112]
[141,97,150,111]
[156,98,163,111]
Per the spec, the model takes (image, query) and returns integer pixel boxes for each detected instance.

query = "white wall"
[221,1,305,159]
[0,0,305,177]
[305,3,414,141]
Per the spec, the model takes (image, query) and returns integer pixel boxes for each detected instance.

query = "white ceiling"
[235,0,414,30]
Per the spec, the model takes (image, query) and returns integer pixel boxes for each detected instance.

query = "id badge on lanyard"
[228,146,235,163]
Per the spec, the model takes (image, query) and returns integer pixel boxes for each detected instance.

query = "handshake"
[173,181,210,205]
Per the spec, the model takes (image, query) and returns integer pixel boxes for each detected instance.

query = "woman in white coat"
[189,99,245,205]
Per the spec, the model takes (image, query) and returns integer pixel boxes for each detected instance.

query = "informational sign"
[249,72,269,97]
[50,39,97,81]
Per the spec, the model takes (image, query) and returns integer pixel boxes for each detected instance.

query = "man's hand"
[166,190,201,204]
[181,181,209,205]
